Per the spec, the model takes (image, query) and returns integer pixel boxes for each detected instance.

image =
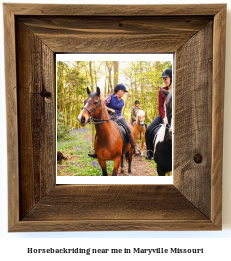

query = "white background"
[0,0,231,260]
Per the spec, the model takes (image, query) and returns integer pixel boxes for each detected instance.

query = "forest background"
[57,60,172,141]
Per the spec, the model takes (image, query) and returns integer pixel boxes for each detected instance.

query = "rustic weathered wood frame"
[4,4,226,232]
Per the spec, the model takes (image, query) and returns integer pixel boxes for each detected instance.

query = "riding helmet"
[134,100,140,104]
[160,69,172,80]
[114,83,128,93]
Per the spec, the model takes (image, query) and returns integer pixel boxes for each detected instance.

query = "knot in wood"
[194,153,202,164]
[40,90,52,99]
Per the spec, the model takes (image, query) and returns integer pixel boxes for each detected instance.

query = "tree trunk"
[89,61,95,148]
[106,61,113,93]
[114,61,119,86]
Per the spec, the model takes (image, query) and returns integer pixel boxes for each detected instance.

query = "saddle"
[115,121,129,144]
[108,112,130,150]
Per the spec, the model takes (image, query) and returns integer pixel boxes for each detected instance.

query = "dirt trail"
[57,133,161,176]
[83,133,158,176]
[117,142,157,176]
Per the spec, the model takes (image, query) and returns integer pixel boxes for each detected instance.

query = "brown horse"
[133,110,146,156]
[78,87,134,176]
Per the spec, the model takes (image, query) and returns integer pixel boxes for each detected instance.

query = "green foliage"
[57,60,172,128]
[57,61,90,129]
[150,160,157,171]
[57,127,114,176]
[120,61,172,122]
[57,111,71,140]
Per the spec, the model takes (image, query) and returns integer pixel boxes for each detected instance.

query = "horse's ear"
[96,86,100,97]
[161,89,169,97]
[87,87,91,95]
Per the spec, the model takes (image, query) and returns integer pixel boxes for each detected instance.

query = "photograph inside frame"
[56,54,174,184]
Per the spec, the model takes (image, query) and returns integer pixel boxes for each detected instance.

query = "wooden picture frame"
[4,3,226,232]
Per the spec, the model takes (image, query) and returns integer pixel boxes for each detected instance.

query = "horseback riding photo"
[56,57,173,177]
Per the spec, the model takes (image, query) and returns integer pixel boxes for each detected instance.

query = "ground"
[117,141,158,176]
[57,132,161,176]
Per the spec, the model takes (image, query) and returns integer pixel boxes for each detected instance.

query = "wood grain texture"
[211,5,226,228]
[16,19,56,219]
[11,220,218,232]
[13,185,216,232]
[4,3,226,231]
[3,3,225,16]
[18,16,213,53]
[22,185,207,221]
[3,4,20,231]
[174,22,213,218]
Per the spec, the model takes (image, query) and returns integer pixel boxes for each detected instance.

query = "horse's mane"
[136,110,145,118]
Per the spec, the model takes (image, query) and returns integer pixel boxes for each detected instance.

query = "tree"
[57,60,173,131]
[106,61,113,93]
[89,61,95,148]
[114,61,119,87]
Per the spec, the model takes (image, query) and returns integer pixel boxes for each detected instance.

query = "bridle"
[136,117,145,130]
[82,98,111,125]
[135,116,145,139]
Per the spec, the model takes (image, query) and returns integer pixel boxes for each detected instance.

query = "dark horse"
[152,89,172,176]
[78,87,134,176]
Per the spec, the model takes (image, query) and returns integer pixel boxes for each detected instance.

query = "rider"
[145,68,172,160]
[88,83,140,158]
[130,100,142,125]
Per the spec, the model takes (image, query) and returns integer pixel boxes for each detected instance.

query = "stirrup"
[133,147,141,156]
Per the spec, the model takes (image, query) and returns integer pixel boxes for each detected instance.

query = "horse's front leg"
[97,158,107,176]
[112,155,121,176]
[120,155,124,173]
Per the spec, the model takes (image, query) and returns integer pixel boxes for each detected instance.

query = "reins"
[89,115,111,125]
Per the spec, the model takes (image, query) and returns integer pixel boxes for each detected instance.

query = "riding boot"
[88,149,97,158]
[145,150,153,160]
[128,133,140,155]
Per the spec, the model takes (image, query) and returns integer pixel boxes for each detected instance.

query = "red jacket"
[158,86,168,119]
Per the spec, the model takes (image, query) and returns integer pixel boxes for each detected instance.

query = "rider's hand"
[110,109,116,114]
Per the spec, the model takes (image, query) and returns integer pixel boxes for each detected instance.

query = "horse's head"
[161,89,172,140]
[136,110,146,127]
[78,87,101,126]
